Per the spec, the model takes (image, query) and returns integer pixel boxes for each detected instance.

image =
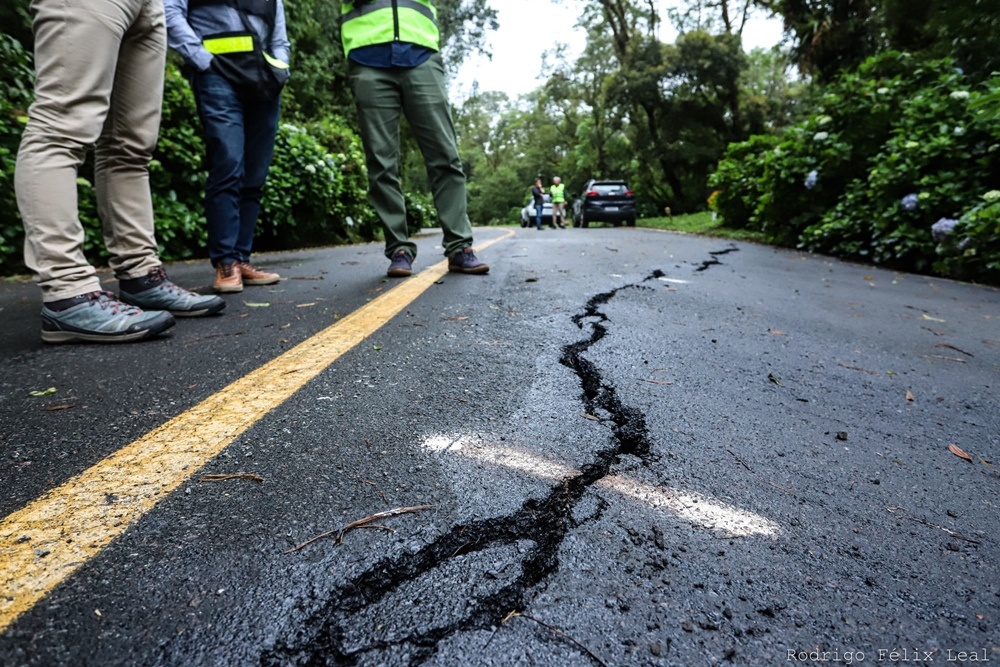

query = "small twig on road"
[284,504,432,553]
[41,404,75,412]
[935,343,974,357]
[639,378,673,386]
[487,612,607,666]
[725,447,752,472]
[363,479,390,506]
[839,364,880,376]
[885,506,982,544]
[184,331,244,344]
[200,473,264,484]
[924,354,966,363]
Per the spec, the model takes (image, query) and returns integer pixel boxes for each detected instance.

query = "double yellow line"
[0,234,510,632]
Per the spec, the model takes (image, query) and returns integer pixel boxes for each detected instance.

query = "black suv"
[572,179,636,227]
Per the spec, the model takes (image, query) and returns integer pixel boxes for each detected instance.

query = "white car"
[520,194,553,228]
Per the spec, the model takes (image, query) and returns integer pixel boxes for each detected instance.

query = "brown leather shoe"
[236,261,281,286]
[214,263,243,293]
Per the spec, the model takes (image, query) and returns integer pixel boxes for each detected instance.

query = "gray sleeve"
[163,0,214,72]
[269,0,291,65]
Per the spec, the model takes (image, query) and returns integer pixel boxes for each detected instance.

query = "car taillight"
[586,190,599,197]
[624,190,634,196]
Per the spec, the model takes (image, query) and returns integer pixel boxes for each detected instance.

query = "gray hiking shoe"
[41,291,175,344]
[119,267,226,317]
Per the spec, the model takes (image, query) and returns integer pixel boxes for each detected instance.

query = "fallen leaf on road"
[768,373,780,385]
[296,302,317,308]
[244,302,270,308]
[922,314,946,323]
[29,387,57,397]
[906,390,915,402]
[768,330,787,336]
[948,444,973,462]
[41,405,74,412]
[442,316,469,321]
[581,413,601,421]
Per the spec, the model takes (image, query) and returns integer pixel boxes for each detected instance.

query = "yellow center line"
[0,232,512,632]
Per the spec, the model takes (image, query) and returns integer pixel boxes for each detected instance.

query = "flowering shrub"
[934,191,1000,283]
[710,52,1000,283]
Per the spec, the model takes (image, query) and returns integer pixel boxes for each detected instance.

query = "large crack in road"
[261,270,673,666]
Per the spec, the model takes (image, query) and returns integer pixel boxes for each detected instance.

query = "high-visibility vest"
[550,183,566,203]
[341,0,440,57]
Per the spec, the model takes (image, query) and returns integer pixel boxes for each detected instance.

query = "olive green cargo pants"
[348,53,473,261]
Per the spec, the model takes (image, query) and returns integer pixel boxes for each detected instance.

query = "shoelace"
[86,291,140,315]
[148,266,191,296]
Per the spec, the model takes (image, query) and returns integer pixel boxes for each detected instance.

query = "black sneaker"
[448,248,489,274]
[387,250,413,277]
[41,291,175,344]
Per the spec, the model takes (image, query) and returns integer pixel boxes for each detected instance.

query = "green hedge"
[710,52,1000,283]
[0,33,411,276]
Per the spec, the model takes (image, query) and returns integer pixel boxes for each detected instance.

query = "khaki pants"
[348,54,473,260]
[552,202,566,225]
[16,0,166,300]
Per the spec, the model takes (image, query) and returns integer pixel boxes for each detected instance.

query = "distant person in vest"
[550,176,567,229]
[341,0,489,277]
[532,178,546,230]
[15,0,226,344]
[164,0,290,293]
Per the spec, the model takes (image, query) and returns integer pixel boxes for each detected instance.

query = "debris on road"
[200,473,265,484]
[284,504,433,553]
[948,444,974,463]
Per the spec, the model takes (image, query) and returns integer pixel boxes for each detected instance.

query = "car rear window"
[592,182,630,195]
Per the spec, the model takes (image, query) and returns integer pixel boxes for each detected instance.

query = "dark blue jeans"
[191,72,280,266]
[535,203,544,229]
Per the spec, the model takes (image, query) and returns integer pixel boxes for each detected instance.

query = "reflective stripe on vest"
[341,0,439,56]
[203,35,255,55]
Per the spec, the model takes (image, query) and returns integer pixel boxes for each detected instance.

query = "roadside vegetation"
[0,0,997,283]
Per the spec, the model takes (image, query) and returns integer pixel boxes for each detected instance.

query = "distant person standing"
[532,178,546,230]
[550,176,567,228]
[164,0,290,293]
[340,0,489,277]
[16,0,225,344]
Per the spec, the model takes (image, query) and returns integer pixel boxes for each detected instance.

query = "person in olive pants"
[341,0,488,277]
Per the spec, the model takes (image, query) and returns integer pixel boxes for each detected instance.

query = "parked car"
[572,179,636,227]
[520,193,553,228]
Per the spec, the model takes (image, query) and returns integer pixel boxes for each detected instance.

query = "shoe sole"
[214,284,244,294]
[242,277,281,286]
[387,269,412,277]
[170,299,227,318]
[41,315,176,344]
[448,265,490,275]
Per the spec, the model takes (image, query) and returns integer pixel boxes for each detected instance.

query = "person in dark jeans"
[164,0,290,293]
[532,178,545,230]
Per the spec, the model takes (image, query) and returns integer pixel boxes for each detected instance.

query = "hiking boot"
[387,250,413,277]
[213,263,243,294]
[41,291,175,344]
[236,261,281,286]
[448,247,489,274]
[120,266,227,317]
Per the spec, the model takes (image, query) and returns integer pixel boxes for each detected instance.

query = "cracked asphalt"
[1,226,998,666]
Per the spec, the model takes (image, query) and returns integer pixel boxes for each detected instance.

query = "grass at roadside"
[638,211,767,243]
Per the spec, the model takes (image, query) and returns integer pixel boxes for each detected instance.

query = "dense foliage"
[710,53,1000,281]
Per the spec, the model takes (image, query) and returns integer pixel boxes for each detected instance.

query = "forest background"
[0,0,997,283]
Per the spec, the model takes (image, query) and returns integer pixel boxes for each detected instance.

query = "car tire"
[581,213,589,228]
[520,214,528,228]
[626,216,636,227]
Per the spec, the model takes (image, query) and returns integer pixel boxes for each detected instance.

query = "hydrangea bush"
[710,52,1000,283]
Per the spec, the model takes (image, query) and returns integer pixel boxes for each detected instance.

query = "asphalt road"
[0,226,997,667]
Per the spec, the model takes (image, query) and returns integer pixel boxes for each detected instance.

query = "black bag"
[204,0,289,101]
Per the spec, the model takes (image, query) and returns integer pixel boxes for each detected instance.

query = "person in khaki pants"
[16,0,224,344]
